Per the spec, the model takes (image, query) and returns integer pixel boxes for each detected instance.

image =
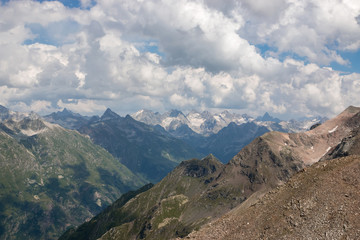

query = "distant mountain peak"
[169,109,185,117]
[0,105,10,121]
[54,108,76,117]
[257,112,282,123]
[0,105,9,112]
[62,108,71,113]
[124,114,134,120]
[101,108,120,120]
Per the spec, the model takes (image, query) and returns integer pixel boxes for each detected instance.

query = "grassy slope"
[0,123,145,240]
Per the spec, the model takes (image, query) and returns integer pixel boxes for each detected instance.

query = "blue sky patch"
[23,20,80,46]
[256,43,309,63]
[331,50,360,74]
[36,0,81,8]
[1,0,95,9]
[136,40,165,58]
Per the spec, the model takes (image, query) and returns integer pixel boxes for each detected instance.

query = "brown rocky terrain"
[186,155,360,239]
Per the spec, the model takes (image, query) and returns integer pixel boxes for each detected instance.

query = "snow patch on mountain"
[328,125,338,133]
[132,109,327,136]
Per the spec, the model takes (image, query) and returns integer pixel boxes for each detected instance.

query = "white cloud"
[169,93,197,108]
[0,0,359,119]
[237,0,360,65]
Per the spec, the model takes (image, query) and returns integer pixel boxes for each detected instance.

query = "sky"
[1,0,360,119]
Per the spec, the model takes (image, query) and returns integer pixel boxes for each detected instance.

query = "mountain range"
[45,108,202,183]
[60,106,360,240]
[131,109,327,163]
[0,106,146,239]
[45,108,324,168]
[131,109,327,135]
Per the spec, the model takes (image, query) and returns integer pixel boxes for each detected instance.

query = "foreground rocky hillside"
[187,155,360,239]
[60,106,360,239]
[0,106,145,239]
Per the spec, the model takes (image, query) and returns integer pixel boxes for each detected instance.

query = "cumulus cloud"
[237,0,360,65]
[0,0,360,119]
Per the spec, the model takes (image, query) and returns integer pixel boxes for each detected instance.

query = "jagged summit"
[54,108,84,118]
[49,108,79,118]
[256,112,281,123]
[61,108,71,114]
[0,104,8,112]
[0,105,10,121]
[100,108,120,120]
[169,109,186,118]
